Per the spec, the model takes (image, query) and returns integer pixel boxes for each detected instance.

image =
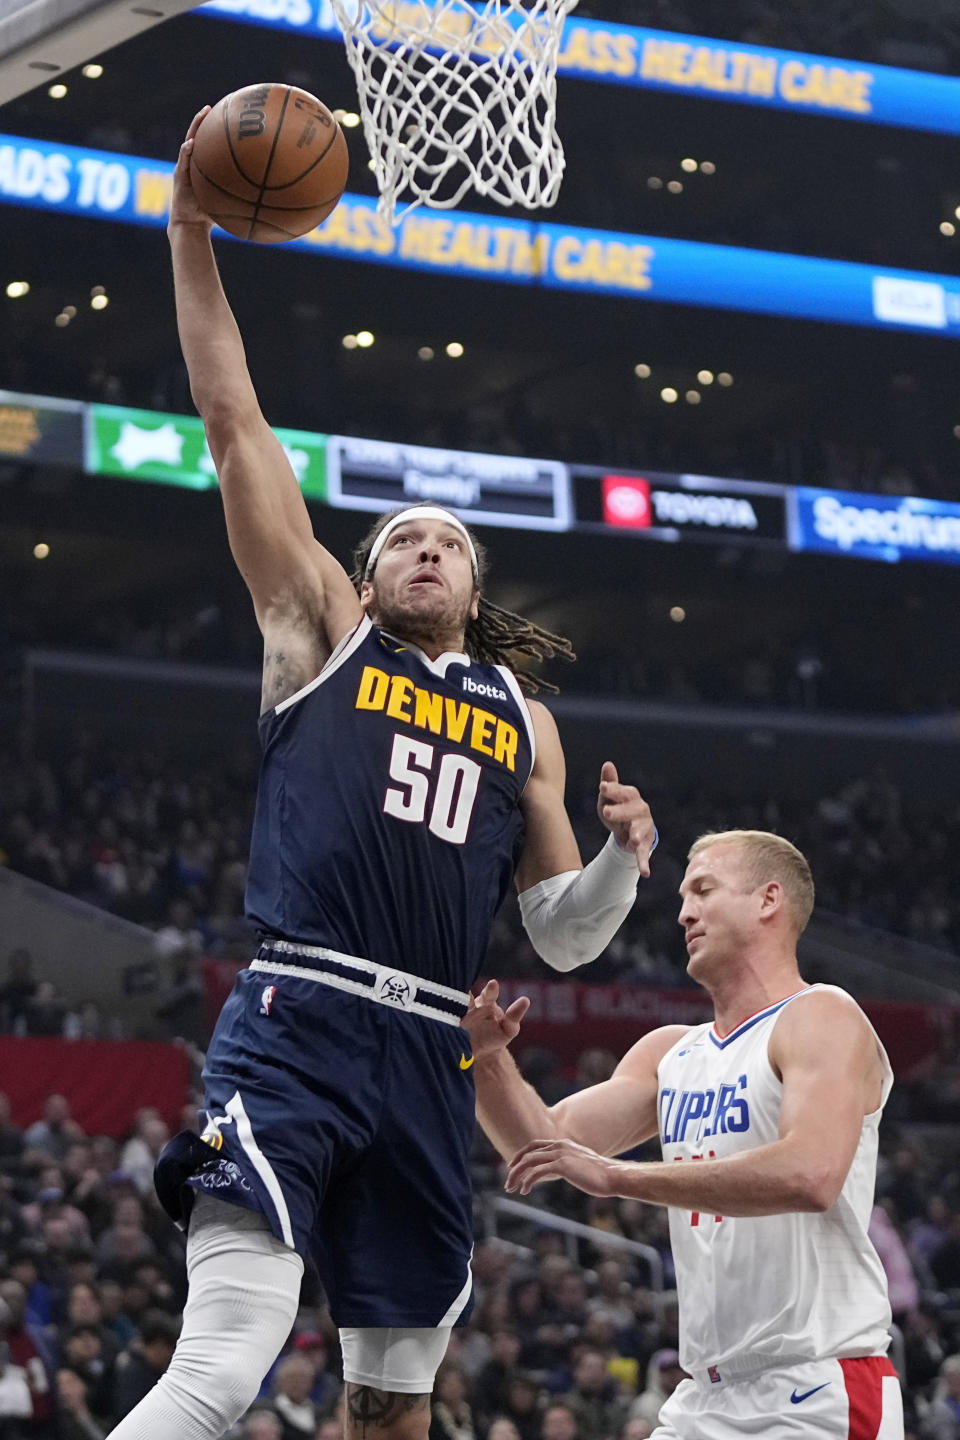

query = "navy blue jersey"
[245,615,536,991]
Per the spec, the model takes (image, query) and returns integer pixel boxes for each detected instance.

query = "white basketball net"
[329,0,579,225]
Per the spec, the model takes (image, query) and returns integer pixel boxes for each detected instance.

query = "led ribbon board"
[200,3,960,136]
[327,435,571,531]
[4,130,960,338]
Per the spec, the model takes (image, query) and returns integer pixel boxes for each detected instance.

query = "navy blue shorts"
[155,966,476,1329]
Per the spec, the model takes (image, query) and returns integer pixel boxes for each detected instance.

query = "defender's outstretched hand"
[462,979,530,1061]
[597,762,657,876]
[505,1137,624,1197]
[169,108,213,231]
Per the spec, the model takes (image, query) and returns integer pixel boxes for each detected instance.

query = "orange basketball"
[189,83,349,243]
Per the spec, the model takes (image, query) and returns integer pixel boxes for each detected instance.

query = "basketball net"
[328,0,579,225]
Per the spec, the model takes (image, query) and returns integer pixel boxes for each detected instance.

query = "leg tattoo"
[346,1385,430,1439]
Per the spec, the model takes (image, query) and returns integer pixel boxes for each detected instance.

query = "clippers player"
[111,114,657,1440]
[469,830,903,1439]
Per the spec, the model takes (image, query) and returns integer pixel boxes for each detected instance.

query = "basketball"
[189,83,349,243]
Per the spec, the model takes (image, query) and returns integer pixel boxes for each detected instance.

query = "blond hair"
[687,830,815,934]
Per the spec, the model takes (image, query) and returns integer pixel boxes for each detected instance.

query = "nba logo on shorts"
[708,1366,722,1384]
[259,985,277,1016]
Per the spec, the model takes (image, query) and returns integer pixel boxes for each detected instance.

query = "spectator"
[288,1332,338,1413]
[922,1354,960,1440]
[430,1362,475,1440]
[56,1367,108,1440]
[270,1353,320,1440]
[559,1349,630,1440]
[240,1409,284,1440]
[0,1306,33,1439]
[0,1096,24,1175]
[23,982,67,1039]
[118,1113,170,1198]
[22,1098,84,1165]
[870,1203,920,1323]
[473,1330,523,1429]
[0,951,37,1035]
[0,1281,51,1431]
[487,1421,523,1440]
[108,1310,179,1422]
[629,1351,687,1431]
[540,1402,579,1440]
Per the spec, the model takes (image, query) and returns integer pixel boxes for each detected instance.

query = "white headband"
[364,506,479,583]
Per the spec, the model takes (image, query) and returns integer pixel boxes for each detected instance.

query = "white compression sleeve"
[518,832,642,973]
[109,1195,303,1440]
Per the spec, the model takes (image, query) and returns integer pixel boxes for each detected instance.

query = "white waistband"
[251,943,470,1027]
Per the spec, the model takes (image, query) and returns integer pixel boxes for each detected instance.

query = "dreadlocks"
[350,508,575,694]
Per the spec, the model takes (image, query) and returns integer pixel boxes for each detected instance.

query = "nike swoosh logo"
[459,1054,475,1070]
[790,1384,830,1404]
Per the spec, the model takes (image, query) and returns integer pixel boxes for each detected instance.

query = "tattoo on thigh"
[346,1385,430,1437]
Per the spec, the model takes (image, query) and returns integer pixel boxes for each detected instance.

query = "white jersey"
[657,984,893,1378]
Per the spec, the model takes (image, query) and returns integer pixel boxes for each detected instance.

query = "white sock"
[109,1196,304,1439]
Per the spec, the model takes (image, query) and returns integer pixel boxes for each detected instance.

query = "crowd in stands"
[0,743,957,1009]
[0,1068,956,1438]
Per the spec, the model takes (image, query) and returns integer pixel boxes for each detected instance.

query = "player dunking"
[109,113,657,1440]
[467,830,904,1440]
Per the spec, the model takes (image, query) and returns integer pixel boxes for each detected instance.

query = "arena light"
[355,330,375,347]
[6,281,29,298]
[697,369,714,385]
[700,161,716,175]
[681,158,698,173]
[685,390,701,404]
[48,83,67,98]
[667,180,683,194]
[634,363,651,378]
[953,424,960,439]
[341,112,361,128]
[660,387,678,404]
[717,372,734,387]
[941,222,956,237]
[418,346,435,361]
[341,333,358,349]
[90,294,108,310]
[446,341,464,358]
[670,606,686,623]
[647,177,663,190]
[82,64,103,78]
[54,312,70,327]
[63,305,77,318]
[33,542,50,559]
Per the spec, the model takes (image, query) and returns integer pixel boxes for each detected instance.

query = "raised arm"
[168,111,360,704]
[466,982,686,1161]
[506,988,885,1216]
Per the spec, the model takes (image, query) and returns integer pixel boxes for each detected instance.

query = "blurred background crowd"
[0,1076,955,1440]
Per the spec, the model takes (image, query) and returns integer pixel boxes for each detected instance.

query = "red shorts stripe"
[840,1356,899,1440]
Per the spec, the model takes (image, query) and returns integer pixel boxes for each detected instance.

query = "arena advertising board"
[199,2,960,137]
[574,468,790,549]
[5,130,960,338]
[84,405,328,498]
[326,434,571,531]
[0,389,83,466]
[791,487,960,566]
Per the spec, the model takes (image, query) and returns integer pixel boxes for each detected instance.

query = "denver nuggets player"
[469,831,904,1440]
[110,113,657,1440]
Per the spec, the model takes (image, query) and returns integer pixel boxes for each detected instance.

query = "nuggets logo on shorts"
[376,974,413,1009]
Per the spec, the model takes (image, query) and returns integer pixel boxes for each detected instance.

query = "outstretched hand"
[505,1137,624,1197]
[596,761,657,876]
[168,107,213,231]
[462,979,530,1061]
